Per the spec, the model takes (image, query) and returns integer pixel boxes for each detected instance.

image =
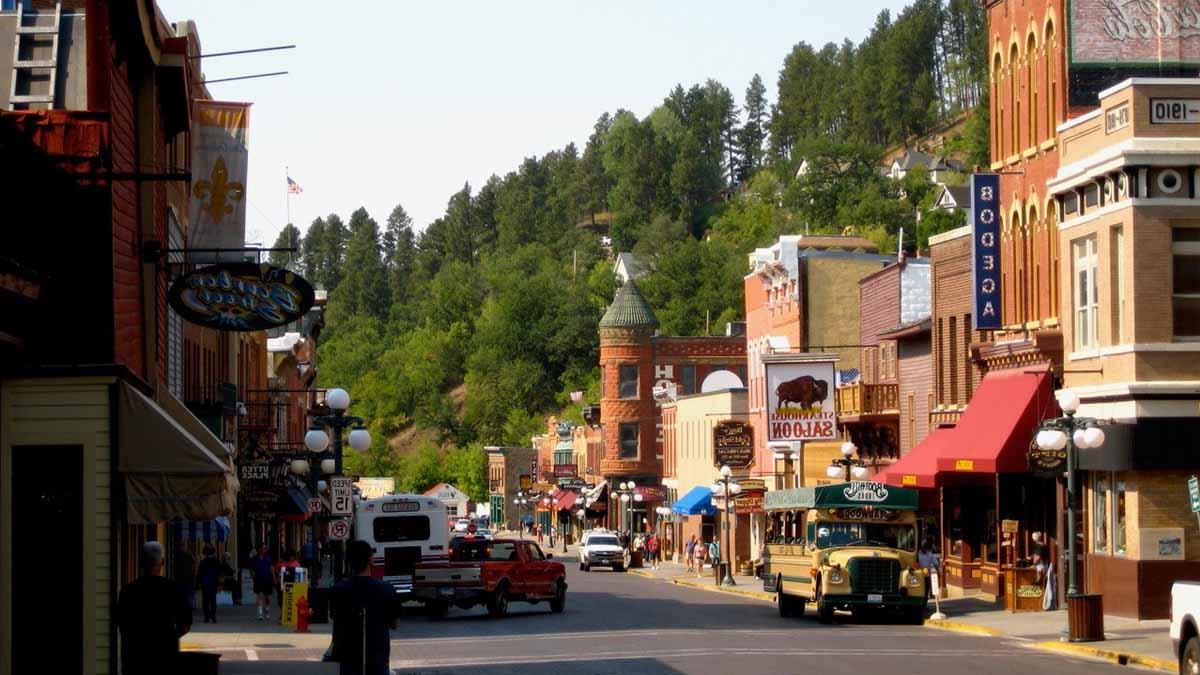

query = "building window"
[948,316,958,404]
[1111,227,1125,344]
[618,423,639,460]
[1093,476,1109,553]
[618,365,638,399]
[1073,236,1099,351]
[1113,477,1127,556]
[679,365,696,396]
[1173,228,1200,340]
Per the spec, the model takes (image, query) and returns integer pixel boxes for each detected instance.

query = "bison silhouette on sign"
[775,375,829,410]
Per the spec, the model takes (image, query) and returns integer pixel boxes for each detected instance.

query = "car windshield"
[588,535,620,547]
[815,522,916,551]
[455,541,518,561]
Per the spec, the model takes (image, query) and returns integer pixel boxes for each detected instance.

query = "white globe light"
[826,465,842,479]
[730,483,742,495]
[620,494,630,503]
[720,465,732,478]
[852,465,869,479]
[290,458,309,475]
[326,388,351,412]
[1073,428,1088,449]
[1035,430,1050,450]
[1056,390,1080,414]
[1049,429,1069,450]
[619,481,629,490]
[841,442,856,458]
[513,499,520,505]
[1084,427,1105,448]
[320,458,336,474]
[577,509,586,518]
[305,429,330,453]
[773,452,786,459]
[634,493,644,502]
[317,480,328,492]
[348,427,372,451]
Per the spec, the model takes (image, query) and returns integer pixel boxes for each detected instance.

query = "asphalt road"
[218,565,1133,675]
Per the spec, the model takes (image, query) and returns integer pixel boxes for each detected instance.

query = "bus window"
[373,515,431,543]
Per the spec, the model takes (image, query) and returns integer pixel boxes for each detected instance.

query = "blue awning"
[176,516,231,542]
[672,486,715,516]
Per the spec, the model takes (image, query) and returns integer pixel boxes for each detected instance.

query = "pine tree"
[269,223,303,273]
[301,217,328,288]
[336,207,390,318]
[384,203,416,305]
[738,74,768,181]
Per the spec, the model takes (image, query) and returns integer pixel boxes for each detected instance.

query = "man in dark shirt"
[330,540,401,675]
[117,541,192,675]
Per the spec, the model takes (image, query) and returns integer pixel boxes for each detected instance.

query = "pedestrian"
[918,539,940,599]
[694,538,707,577]
[195,545,232,623]
[708,539,721,580]
[117,541,192,675]
[171,541,196,618]
[1031,532,1058,611]
[685,535,697,573]
[331,540,402,675]
[222,552,241,605]
[646,533,660,570]
[249,543,274,621]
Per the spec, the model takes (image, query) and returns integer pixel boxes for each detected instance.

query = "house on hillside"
[887,150,964,184]
[424,482,472,521]
[932,184,972,215]
[614,252,647,284]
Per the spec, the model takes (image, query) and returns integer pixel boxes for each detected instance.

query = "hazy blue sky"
[158,0,912,245]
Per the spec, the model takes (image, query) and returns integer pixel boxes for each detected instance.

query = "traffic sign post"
[331,476,353,516]
[307,497,322,514]
[1189,476,1200,533]
[328,518,350,540]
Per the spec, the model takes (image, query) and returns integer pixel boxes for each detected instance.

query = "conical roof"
[600,281,659,329]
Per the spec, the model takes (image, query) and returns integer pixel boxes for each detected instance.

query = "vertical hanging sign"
[189,101,251,261]
[971,173,1001,330]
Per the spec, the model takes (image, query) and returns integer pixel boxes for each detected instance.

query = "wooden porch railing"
[836,383,900,417]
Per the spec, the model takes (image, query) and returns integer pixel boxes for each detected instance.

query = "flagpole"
[285,165,292,228]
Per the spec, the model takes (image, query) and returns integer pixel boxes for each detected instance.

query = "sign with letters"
[330,476,353,516]
[764,357,838,443]
[168,262,315,331]
[970,173,1001,330]
[713,420,754,470]
[1151,99,1200,124]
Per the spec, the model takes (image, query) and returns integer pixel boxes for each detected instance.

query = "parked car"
[1171,581,1200,674]
[453,517,472,532]
[413,538,567,618]
[475,528,494,540]
[579,531,628,572]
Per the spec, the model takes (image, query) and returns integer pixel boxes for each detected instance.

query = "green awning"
[764,482,919,512]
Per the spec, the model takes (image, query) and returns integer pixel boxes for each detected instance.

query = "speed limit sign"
[328,519,350,541]
[330,476,353,516]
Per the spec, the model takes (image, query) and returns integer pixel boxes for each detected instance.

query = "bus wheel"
[776,578,791,618]
[817,602,834,624]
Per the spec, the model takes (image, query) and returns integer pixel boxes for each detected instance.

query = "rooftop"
[599,280,659,329]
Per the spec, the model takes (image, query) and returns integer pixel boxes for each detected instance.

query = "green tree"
[269,223,303,272]
[332,207,390,319]
[383,204,416,306]
[738,74,768,182]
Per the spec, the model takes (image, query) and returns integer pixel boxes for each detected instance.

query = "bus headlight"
[827,569,844,584]
[907,571,923,587]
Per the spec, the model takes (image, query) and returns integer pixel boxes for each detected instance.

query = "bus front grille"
[848,557,899,594]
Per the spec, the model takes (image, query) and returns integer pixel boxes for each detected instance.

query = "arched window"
[1010,43,1021,157]
[1028,32,1038,150]
[1028,203,1040,319]
[994,51,1004,159]
[1047,197,1059,319]
[1046,20,1058,138]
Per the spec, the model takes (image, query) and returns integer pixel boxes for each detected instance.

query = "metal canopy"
[763,482,919,512]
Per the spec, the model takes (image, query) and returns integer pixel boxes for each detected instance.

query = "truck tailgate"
[414,562,483,588]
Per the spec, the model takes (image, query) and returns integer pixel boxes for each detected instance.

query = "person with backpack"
[708,538,721,581]
[646,533,660,570]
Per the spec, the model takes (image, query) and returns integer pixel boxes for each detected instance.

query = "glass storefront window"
[1113,478,1127,555]
[1093,477,1109,553]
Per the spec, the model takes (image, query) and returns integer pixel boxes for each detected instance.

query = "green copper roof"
[599,281,659,329]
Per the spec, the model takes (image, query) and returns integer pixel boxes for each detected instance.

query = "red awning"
[874,427,959,489]
[555,490,578,512]
[935,364,1059,475]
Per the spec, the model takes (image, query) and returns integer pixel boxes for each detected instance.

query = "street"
[199,563,1129,675]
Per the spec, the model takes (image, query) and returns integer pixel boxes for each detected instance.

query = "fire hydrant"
[295,596,312,633]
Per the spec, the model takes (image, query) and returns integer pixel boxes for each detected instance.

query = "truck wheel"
[1183,636,1199,675]
[549,580,566,614]
[776,577,791,617]
[487,584,509,618]
[817,602,834,624]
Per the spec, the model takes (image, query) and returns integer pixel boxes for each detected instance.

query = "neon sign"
[971,173,1001,330]
[168,263,315,331]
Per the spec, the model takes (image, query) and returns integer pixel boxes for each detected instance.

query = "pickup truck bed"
[413,538,567,618]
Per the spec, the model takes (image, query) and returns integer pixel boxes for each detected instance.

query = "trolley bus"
[354,493,449,598]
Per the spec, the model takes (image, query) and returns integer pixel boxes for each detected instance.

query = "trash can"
[630,550,644,568]
[1067,593,1105,642]
[177,651,221,675]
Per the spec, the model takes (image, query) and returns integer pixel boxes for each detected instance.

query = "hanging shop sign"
[764,356,838,442]
[734,491,765,515]
[713,420,754,470]
[553,464,578,478]
[519,474,532,491]
[971,173,1001,330]
[634,485,667,502]
[189,101,250,261]
[169,262,315,331]
[557,477,587,490]
[1028,436,1067,476]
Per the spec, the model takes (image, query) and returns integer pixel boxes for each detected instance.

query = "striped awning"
[177,516,231,542]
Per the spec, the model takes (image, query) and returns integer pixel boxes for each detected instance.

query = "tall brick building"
[598,281,744,533]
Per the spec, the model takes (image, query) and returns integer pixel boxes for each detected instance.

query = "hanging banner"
[970,173,1001,330]
[168,262,315,331]
[765,356,838,443]
[189,101,250,260]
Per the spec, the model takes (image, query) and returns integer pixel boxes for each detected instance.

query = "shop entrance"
[12,445,82,673]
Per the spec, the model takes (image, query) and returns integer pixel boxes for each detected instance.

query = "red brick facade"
[930,229,986,419]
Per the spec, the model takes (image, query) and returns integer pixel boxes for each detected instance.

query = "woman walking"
[685,535,697,573]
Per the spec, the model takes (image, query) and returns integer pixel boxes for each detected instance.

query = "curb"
[626,568,775,602]
[924,619,1005,637]
[1030,640,1176,673]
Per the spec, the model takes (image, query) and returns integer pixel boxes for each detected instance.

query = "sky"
[158,0,913,246]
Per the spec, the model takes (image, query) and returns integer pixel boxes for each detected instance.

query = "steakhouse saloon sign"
[169,262,316,331]
[1071,0,1200,66]
[764,358,838,443]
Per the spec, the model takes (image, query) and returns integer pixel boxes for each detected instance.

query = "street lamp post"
[513,492,530,539]
[712,465,742,587]
[1035,390,1106,601]
[303,388,371,581]
[827,441,870,482]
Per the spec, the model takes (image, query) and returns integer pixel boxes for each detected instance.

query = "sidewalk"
[625,562,1176,671]
[926,596,1176,672]
[182,600,335,653]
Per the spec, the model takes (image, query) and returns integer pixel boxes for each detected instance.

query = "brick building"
[1047,78,1200,618]
[486,445,537,531]
[927,227,988,428]
[598,281,745,533]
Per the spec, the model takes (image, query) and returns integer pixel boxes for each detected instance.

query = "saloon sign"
[764,357,838,443]
[970,173,1001,330]
[169,262,315,331]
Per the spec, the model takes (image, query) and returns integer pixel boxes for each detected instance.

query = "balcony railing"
[836,383,899,418]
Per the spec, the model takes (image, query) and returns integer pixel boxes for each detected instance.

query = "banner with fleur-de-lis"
[189,100,250,260]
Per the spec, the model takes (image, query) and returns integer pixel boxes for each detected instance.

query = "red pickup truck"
[413,538,567,618]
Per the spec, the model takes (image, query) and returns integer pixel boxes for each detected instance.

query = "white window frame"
[1174,228,1200,341]
[1112,476,1127,557]
[1073,236,1099,352]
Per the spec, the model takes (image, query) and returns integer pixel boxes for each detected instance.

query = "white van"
[354,493,449,596]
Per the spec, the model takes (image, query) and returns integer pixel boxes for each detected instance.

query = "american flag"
[287,176,303,194]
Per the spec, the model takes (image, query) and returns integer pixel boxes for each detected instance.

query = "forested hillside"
[279,0,989,498]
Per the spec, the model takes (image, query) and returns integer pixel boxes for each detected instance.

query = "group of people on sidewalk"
[683,534,721,576]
